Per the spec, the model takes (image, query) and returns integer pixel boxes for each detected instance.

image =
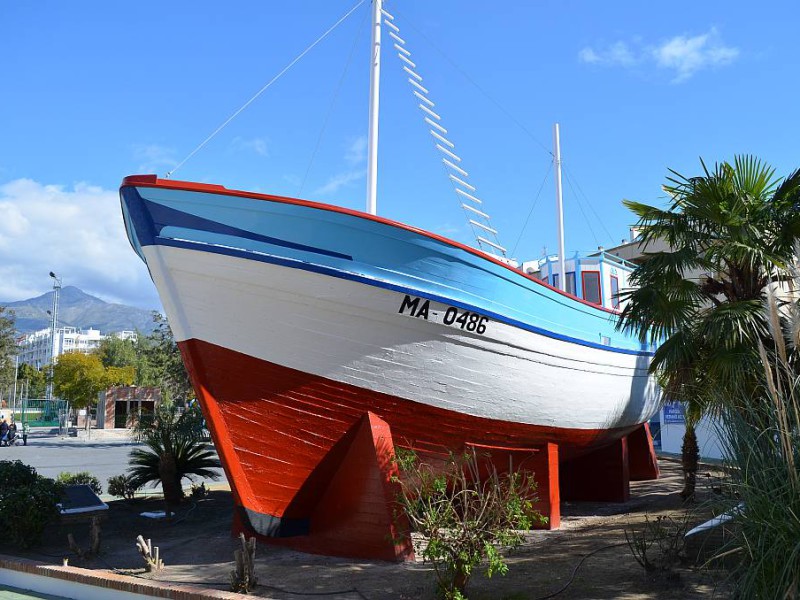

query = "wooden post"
[230,532,257,593]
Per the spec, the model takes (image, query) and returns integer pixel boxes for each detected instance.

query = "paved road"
[0,430,228,495]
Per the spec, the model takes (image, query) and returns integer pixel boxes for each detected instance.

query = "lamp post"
[45,272,62,407]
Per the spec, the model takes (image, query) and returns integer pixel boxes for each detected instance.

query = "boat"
[119,1,661,560]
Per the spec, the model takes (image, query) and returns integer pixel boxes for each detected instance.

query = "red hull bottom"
[179,338,658,559]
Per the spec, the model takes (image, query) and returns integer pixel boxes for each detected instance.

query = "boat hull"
[120,176,660,534]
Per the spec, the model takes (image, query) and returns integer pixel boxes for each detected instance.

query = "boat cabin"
[522,250,635,311]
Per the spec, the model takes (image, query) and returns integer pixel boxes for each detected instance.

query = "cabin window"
[566,272,576,296]
[582,272,602,305]
[552,273,559,289]
[610,275,620,308]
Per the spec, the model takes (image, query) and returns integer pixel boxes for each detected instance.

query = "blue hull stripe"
[154,235,653,358]
[122,188,352,261]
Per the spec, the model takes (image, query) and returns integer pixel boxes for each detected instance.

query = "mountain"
[2,286,158,335]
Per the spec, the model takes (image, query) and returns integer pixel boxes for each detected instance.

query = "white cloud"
[579,27,739,83]
[578,42,638,67]
[345,136,367,165]
[653,28,739,83]
[310,135,369,198]
[313,169,366,196]
[0,178,160,310]
[230,136,269,157]
[133,144,177,174]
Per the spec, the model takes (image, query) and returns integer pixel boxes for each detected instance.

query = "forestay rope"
[382,7,507,257]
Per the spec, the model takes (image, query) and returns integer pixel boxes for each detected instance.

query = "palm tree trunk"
[680,422,699,501]
[159,452,182,510]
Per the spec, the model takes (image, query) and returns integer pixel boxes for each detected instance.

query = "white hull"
[146,244,660,431]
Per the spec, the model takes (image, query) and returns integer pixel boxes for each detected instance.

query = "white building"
[16,327,137,369]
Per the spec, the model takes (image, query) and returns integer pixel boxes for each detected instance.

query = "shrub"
[0,461,62,549]
[108,473,140,500]
[625,512,688,573]
[393,449,546,599]
[57,471,103,495]
[712,293,800,597]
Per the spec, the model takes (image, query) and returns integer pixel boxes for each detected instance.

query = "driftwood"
[136,535,164,571]
[66,517,102,558]
[230,533,257,593]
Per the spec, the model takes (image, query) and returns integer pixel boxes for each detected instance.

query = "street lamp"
[45,272,62,405]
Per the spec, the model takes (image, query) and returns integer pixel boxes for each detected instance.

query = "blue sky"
[1,1,798,310]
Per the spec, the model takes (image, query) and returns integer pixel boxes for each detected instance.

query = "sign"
[663,402,685,425]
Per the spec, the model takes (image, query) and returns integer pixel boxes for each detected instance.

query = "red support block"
[628,423,660,481]
[464,442,560,529]
[255,412,414,562]
[560,436,630,503]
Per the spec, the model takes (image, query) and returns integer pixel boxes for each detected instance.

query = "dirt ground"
[2,459,733,600]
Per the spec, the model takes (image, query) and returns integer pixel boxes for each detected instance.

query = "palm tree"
[617,155,800,499]
[129,401,221,510]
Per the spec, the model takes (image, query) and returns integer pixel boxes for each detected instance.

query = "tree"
[53,352,135,414]
[617,155,800,499]
[96,335,137,369]
[17,363,47,399]
[0,306,17,401]
[138,313,193,403]
[128,402,220,511]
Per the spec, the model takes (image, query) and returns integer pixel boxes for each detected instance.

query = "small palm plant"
[128,401,221,512]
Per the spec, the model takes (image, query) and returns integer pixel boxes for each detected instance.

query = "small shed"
[96,386,161,429]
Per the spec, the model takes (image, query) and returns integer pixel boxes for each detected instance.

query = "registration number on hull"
[398,295,489,335]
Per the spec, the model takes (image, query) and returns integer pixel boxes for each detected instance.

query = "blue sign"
[663,402,685,425]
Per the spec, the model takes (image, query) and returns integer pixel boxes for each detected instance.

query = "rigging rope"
[299,5,369,196]
[165,0,366,179]
[511,161,553,256]
[564,170,600,248]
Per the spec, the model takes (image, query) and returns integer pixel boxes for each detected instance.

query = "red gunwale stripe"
[121,174,619,315]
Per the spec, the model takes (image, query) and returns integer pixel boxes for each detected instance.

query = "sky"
[1,1,799,310]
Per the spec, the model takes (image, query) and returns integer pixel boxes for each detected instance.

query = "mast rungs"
[436,144,461,162]
[381,8,395,20]
[403,66,422,81]
[461,203,489,219]
[455,187,482,204]
[443,158,469,177]
[389,31,406,45]
[384,19,400,32]
[398,53,416,68]
[431,130,454,148]
[425,117,447,134]
[449,174,475,191]
[414,91,434,106]
[477,236,507,253]
[395,43,411,56]
[419,104,441,120]
[469,219,498,235]
[408,78,429,94]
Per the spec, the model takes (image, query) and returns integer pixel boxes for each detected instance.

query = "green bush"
[107,473,140,500]
[0,461,63,549]
[57,471,102,495]
[393,449,546,599]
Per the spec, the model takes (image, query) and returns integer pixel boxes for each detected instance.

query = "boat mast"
[366,0,382,215]
[553,123,566,292]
